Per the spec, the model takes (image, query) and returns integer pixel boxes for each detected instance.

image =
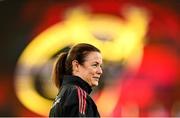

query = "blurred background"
[0,0,179,117]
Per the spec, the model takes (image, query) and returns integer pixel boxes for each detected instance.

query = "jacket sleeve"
[63,86,87,117]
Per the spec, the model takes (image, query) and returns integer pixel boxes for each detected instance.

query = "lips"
[93,77,100,80]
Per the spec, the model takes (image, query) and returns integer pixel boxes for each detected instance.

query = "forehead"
[85,52,102,63]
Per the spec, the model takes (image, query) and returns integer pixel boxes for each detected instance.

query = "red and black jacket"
[49,75,100,117]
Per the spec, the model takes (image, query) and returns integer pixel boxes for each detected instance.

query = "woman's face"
[74,51,103,87]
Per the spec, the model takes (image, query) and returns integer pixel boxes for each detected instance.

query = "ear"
[72,60,79,72]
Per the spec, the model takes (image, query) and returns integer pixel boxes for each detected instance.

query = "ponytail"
[51,52,68,88]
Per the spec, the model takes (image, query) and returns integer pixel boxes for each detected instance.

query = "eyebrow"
[93,61,103,66]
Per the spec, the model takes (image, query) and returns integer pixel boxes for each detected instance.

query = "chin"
[92,82,99,87]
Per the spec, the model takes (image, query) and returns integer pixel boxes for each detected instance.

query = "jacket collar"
[62,75,92,94]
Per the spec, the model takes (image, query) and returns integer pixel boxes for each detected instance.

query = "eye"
[92,64,98,67]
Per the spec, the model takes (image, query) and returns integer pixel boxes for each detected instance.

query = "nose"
[97,66,103,75]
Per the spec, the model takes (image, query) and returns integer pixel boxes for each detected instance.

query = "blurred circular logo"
[14,4,149,116]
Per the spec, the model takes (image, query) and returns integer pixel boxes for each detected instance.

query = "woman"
[49,43,103,117]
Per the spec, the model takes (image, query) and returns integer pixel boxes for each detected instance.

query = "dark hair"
[52,43,101,88]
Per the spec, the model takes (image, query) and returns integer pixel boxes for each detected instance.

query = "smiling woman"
[49,43,103,117]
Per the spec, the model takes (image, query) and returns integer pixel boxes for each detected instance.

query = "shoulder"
[59,84,77,99]
[74,86,88,115]
[63,85,87,96]
[61,85,88,103]
[63,84,78,95]
[75,85,88,98]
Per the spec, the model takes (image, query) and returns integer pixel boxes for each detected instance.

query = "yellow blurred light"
[15,76,52,115]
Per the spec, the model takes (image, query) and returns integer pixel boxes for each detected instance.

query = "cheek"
[85,69,94,80]
[90,66,96,72]
[89,69,96,76]
[83,67,96,78]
